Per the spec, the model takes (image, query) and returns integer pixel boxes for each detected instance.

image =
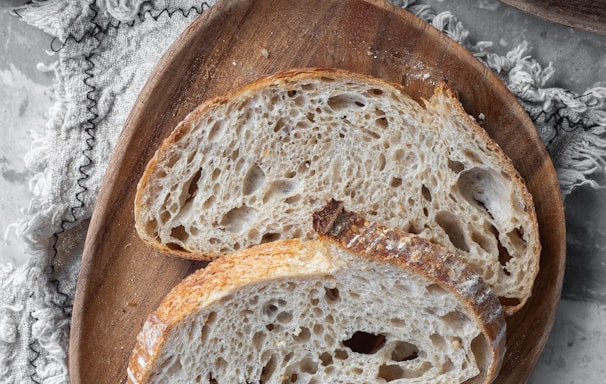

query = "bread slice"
[134,68,540,314]
[127,202,506,384]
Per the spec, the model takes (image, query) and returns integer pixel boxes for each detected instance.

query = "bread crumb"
[422,73,430,80]
[261,48,269,58]
[479,113,486,120]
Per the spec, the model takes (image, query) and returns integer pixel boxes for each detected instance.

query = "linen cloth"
[1,0,605,382]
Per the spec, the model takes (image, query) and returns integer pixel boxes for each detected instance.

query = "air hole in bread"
[334,348,349,360]
[507,227,527,252]
[166,241,186,252]
[421,184,432,202]
[343,331,386,354]
[470,334,490,378]
[457,167,510,224]
[299,357,319,374]
[361,128,381,140]
[406,221,424,235]
[200,311,217,343]
[180,171,201,205]
[430,333,446,349]
[263,303,277,316]
[487,224,513,270]
[243,163,266,196]
[369,88,384,96]
[313,324,324,335]
[159,210,170,225]
[441,311,471,329]
[220,205,258,233]
[378,153,386,171]
[448,158,466,173]
[324,287,341,303]
[263,299,285,317]
[265,323,278,332]
[261,232,281,244]
[377,364,406,381]
[426,284,447,296]
[156,356,181,377]
[277,312,293,324]
[319,352,333,366]
[389,177,402,188]
[293,327,311,342]
[390,341,419,362]
[375,116,389,129]
[462,149,482,164]
[169,225,188,243]
[327,94,367,111]
[272,118,287,133]
[435,211,470,252]
[263,180,298,203]
[207,119,225,142]
[259,354,278,383]
[390,318,406,328]
[440,359,456,375]
[471,230,495,254]
[252,331,266,351]
[230,147,240,161]
[499,296,521,307]
[285,195,302,204]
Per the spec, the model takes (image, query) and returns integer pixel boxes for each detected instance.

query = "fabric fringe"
[4,4,80,383]
[97,0,149,22]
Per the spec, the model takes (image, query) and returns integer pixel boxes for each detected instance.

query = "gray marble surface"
[1,0,605,382]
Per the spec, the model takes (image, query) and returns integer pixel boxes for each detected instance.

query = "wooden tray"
[501,0,606,35]
[68,0,566,383]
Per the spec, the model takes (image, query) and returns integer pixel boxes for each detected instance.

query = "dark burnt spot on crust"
[312,198,345,235]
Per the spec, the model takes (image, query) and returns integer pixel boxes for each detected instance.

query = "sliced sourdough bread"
[127,202,506,384]
[134,68,540,314]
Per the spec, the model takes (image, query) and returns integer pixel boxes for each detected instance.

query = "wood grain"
[501,0,606,35]
[68,0,566,383]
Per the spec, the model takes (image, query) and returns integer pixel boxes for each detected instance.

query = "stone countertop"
[1,0,605,382]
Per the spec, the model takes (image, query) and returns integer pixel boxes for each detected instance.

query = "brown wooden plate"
[68,0,566,383]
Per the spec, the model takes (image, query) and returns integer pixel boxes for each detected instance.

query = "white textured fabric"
[0,0,605,382]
